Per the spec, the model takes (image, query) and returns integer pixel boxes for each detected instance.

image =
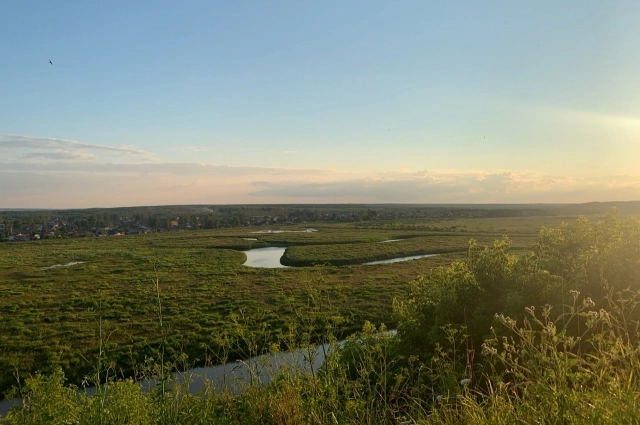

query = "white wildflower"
[460,378,471,385]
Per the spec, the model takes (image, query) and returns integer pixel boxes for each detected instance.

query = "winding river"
[242,247,438,268]
[0,333,393,416]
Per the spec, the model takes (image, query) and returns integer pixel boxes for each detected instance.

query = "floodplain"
[0,209,622,398]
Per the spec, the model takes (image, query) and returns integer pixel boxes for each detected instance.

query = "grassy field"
[0,213,597,398]
[281,234,536,266]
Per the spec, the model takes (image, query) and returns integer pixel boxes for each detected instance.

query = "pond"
[242,247,288,268]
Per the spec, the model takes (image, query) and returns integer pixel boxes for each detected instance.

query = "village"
[0,205,549,242]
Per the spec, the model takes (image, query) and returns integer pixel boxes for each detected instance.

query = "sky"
[1,0,639,208]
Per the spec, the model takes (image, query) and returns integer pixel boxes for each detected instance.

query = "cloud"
[544,107,640,130]
[0,161,333,177]
[248,171,640,204]
[0,134,155,161]
[0,134,638,207]
[0,167,638,208]
[172,146,208,152]
[282,150,298,154]
[21,151,96,161]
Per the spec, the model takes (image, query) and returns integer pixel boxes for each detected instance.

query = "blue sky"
[1,0,639,207]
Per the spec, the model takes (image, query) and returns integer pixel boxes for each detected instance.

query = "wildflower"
[524,306,535,315]
[583,297,595,308]
[436,395,443,402]
[482,343,498,356]
[460,378,471,385]
[586,310,599,328]
[570,289,580,300]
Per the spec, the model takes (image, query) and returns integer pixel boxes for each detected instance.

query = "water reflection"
[251,228,317,234]
[242,247,288,268]
[362,254,438,265]
[40,261,86,270]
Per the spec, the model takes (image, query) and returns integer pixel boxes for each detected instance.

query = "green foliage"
[281,234,535,266]
[536,208,640,303]
[394,211,640,361]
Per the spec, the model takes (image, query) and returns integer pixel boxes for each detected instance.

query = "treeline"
[0,203,574,241]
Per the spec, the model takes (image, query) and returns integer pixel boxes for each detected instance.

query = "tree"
[148,216,159,229]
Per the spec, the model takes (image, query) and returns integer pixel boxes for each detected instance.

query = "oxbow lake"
[243,247,288,268]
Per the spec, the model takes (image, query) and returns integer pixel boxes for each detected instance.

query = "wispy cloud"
[543,106,640,130]
[0,133,638,207]
[0,134,155,161]
[249,170,640,204]
[21,151,96,161]
[0,161,333,176]
[0,166,638,208]
[172,146,209,152]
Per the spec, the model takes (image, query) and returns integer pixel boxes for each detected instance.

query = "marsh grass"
[3,212,639,424]
[0,223,464,398]
[3,275,640,425]
[4,289,640,424]
[281,234,536,267]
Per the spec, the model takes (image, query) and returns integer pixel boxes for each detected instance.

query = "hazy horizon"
[2,1,639,208]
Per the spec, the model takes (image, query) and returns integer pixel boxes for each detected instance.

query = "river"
[242,247,438,268]
[0,333,393,416]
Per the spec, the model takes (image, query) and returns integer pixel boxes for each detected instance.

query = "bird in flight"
[49,60,53,65]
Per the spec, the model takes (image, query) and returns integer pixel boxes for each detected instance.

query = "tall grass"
[3,288,640,424]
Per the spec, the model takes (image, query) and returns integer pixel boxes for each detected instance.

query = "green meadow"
[1,207,639,424]
[0,212,604,398]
